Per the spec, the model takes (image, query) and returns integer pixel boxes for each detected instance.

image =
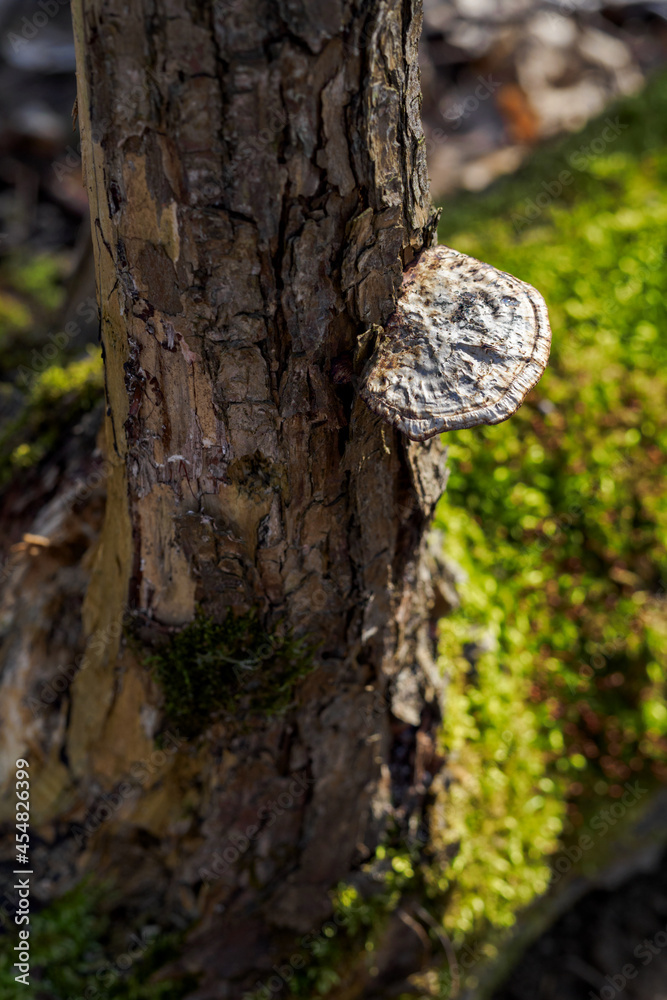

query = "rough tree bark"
[0,2,450,997]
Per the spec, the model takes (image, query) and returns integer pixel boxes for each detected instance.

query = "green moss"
[424,67,667,964]
[146,609,315,736]
[0,253,67,374]
[429,506,563,943]
[282,887,389,999]
[2,253,65,313]
[0,347,104,486]
[242,856,415,1000]
[0,881,196,999]
[0,291,31,343]
[0,251,102,490]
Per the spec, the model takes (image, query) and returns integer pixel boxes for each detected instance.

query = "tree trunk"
[0,2,449,996]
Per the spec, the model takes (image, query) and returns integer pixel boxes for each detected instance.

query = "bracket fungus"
[359,245,552,441]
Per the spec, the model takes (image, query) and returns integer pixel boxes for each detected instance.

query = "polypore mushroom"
[359,245,551,441]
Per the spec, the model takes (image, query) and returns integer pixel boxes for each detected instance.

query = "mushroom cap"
[359,245,552,441]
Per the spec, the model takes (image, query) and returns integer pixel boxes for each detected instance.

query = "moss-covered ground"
[0,882,196,999]
[422,66,667,979]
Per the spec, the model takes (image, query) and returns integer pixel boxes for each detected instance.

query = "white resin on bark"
[360,245,552,441]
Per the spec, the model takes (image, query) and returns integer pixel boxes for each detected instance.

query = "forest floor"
[433,66,667,1000]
